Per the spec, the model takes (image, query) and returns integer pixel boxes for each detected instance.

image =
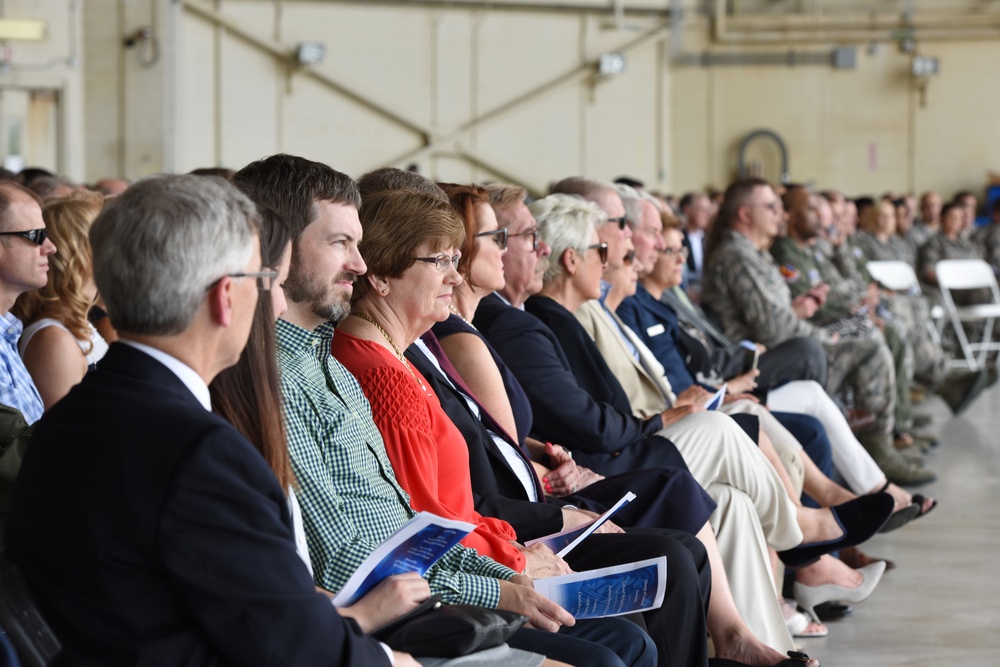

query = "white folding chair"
[935,259,1000,370]
[866,260,946,345]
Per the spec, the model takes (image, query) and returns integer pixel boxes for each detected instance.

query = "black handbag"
[371,594,527,658]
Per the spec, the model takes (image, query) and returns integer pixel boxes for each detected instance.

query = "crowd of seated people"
[1,157,991,666]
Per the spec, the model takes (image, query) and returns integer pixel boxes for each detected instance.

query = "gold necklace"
[351,312,429,393]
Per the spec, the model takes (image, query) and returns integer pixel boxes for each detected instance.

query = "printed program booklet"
[524,492,636,557]
[533,557,667,619]
[332,512,475,607]
[704,383,727,411]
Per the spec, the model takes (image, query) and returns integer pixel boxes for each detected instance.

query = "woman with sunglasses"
[13,191,109,410]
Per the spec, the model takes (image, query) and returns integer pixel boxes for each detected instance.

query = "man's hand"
[792,293,820,319]
[675,385,712,407]
[660,404,704,427]
[337,573,430,633]
[498,577,576,632]
[807,283,830,306]
[517,542,573,578]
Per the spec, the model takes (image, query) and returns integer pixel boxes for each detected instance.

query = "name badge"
[646,324,666,337]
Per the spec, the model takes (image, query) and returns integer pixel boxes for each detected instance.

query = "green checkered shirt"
[276,318,514,607]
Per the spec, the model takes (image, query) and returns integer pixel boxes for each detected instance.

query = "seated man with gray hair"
[4,175,396,666]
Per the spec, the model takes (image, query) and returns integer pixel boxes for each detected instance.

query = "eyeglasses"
[509,227,541,250]
[0,228,47,245]
[414,253,462,273]
[606,216,628,230]
[208,269,279,292]
[751,202,781,213]
[586,242,609,264]
[475,227,508,251]
[623,249,636,265]
[662,246,689,260]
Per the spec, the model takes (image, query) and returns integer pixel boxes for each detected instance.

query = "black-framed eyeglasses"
[0,228,47,245]
[414,253,462,273]
[662,246,689,260]
[623,249,636,265]
[207,269,278,292]
[586,242,609,264]
[509,227,541,250]
[606,216,628,230]
[475,227,508,251]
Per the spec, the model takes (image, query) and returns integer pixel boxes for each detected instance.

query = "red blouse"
[331,330,526,573]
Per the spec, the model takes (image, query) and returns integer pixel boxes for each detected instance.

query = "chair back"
[866,260,921,293]
[936,259,999,292]
[0,556,60,667]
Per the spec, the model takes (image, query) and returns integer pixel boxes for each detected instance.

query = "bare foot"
[712,627,787,667]
[797,506,845,544]
[796,554,862,588]
[880,482,912,509]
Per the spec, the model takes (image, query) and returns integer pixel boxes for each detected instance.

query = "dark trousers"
[564,529,711,667]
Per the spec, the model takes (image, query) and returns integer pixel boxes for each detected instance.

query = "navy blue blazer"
[5,343,388,667]
[474,294,687,477]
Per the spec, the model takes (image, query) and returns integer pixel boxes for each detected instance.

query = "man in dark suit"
[4,175,398,666]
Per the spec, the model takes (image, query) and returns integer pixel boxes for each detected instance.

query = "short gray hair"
[91,174,259,335]
[616,184,662,230]
[528,193,605,284]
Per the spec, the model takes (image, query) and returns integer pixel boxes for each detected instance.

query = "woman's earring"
[382,288,388,295]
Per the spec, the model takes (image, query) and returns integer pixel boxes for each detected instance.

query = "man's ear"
[207,277,233,328]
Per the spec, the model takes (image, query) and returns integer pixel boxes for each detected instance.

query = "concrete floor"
[796,381,1000,667]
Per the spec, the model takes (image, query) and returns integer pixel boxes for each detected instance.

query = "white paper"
[704,383,727,410]
[524,492,636,558]
[533,557,667,619]
[332,512,475,607]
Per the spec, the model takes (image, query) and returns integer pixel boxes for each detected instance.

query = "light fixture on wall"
[0,19,46,41]
[911,55,939,78]
[911,55,939,108]
[597,52,627,76]
[295,42,327,66]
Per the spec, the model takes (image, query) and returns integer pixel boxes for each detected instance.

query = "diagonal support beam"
[380,19,672,169]
[181,0,436,144]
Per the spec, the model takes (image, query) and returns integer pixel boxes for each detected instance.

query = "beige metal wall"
[0,0,83,179]
[70,0,1000,199]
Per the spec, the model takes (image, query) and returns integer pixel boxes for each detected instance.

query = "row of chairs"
[866,259,1000,371]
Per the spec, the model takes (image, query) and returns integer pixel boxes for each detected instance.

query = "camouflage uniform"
[917,232,988,306]
[770,236,916,429]
[703,230,933,483]
[977,224,1000,277]
[832,235,872,288]
[855,231,916,267]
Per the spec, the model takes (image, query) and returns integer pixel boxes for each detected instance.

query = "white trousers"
[658,411,803,551]
[767,380,886,494]
[708,483,795,653]
[720,399,805,496]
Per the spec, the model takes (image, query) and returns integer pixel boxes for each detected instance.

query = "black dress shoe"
[778,492,895,568]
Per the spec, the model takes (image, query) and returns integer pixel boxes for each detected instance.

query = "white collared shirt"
[118,339,212,411]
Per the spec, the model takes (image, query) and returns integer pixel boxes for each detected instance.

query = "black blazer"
[474,294,686,476]
[406,340,715,539]
[405,344,565,542]
[4,343,388,667]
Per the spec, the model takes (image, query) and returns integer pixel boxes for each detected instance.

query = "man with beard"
[232,155,658,667]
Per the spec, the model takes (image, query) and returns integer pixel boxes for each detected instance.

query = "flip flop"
[878,502,921,533]
[911,494,938,517]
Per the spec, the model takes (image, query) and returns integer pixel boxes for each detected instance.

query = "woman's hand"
[674,385,712,407]
[542,443,604,496]
[337,572,430,633]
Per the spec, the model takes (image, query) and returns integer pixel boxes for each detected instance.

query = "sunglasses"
[475,227,509,250]
[0,228,47,245]
[623,249,636,265]
[586,242,609,264]
[606,216,628,230]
